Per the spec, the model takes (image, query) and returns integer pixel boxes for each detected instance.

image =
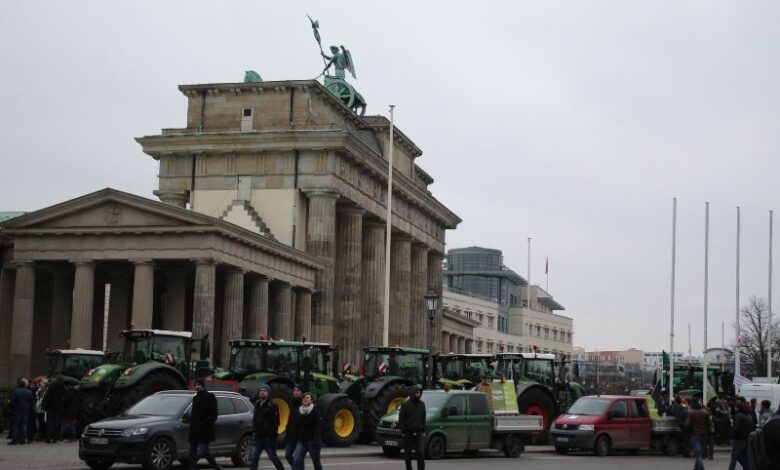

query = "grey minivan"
[79,390,254,470]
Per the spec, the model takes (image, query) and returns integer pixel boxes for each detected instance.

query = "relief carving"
[104,203,122,226]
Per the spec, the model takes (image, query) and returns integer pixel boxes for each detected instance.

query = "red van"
[549,395,683,456]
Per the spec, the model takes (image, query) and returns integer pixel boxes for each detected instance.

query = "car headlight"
[121,427,149,437]
[578,424,595,431]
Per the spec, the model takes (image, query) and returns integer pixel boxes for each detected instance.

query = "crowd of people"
[2,377,83,445]
[655,394,780,470]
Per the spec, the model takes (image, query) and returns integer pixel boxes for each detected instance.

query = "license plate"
[89,437,109,445]
[556,437,569,443]
[384,439,399,447]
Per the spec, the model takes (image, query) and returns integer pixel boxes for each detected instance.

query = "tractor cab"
[361,346,429,385]
[495,352,556,387]
[119,329,192,366]
[434,353,493,389]
[42,348,105,386]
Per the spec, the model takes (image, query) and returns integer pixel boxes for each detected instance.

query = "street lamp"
[424,289,439,389]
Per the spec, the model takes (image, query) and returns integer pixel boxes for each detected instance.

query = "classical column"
[361,220,385,348]
[449,334,457,354]
[107,271,130,353]
[272,283,293,340]
[0,268,15,386]
[465,339,473,354]
[334,206,363,366]
[427,252,444,352]
[193,259,216,360]
[441,332,448,353]
[389,235,412,346]
[49,267,73,349]
[70,261,95,349]
[130,260,154,329]
[458,336,466,354]
[246,276,269,338]
[294,288,312,341]
[410,244,429,349]
[9,262,35,382]
[304,190,338,343]
[163,270,187,331]
[221,269,244,367]
[91,282,106,350]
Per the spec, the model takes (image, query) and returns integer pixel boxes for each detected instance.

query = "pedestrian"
[685,398,708,470]
[29,380,42,442]
[285,384,304,467]
[704,404,715,461]
[674,397,690,457]
[761,405,780,467]
[750,398,759,429]
[187,378,223,470]
[758,400,773,428]
[249,384,284,470]
[728,400,753,470]
[8,378,34,445]
[63,385,81,440]
[292,392,323,470]
[398,385,426,470]
[42,378,66,443]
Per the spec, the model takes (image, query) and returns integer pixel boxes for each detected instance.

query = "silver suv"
[79,390,253,470]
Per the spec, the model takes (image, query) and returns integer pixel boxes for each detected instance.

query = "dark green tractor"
[209,339,361,447]
[433,353,494,390]
[80,329,209,423]
[495,352,585,440]
[33,348,106,388]
[340,346,429,441]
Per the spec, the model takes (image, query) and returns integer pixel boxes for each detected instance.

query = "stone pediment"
[0,188,212,231]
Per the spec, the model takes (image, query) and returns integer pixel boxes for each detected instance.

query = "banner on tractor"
[490,379,519,413]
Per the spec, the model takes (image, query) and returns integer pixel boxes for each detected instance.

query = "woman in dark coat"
[292,392,323,470]
[188,378,223,470]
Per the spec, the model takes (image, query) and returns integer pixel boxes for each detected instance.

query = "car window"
[232,398,250,414]
[631,400,647,418]
[610,400,628,418]
[217,397,235,415]
[468,394,489,416]
[446,395,466,417]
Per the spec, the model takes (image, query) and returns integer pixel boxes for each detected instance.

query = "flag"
[733,373,752,387]
[545,256,548,274]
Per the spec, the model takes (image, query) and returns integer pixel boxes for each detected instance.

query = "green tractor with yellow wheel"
[340,346,429,442]
[208,339,361,447]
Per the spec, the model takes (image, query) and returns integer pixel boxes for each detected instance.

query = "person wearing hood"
[292,392,323,470]
[398,385,426,470]
[188,378,223,470]
[249,384,284,470]
[285,384,304,466]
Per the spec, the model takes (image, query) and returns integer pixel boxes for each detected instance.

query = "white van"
[738,383,780,410]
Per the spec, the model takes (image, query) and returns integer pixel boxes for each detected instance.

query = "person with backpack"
[249,384,284,470]
[292,392,323,470]
[729,400,753,470]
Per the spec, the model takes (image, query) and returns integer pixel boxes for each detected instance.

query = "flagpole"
[527,237,532,284]
[670,198,677,400]
[768,210,773,378]
[688,323,692,365]
[382,105,395,347]
[703,201,709,405]
[545,256,549,291]
[736,206,741,377]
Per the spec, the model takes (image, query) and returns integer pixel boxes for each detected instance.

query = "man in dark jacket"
[249,384,284,470]
[43,379,66,443]
[761,406,780,468]
[729,400,753,470]
[188,378,223,470]
[9,378,33,445]
[398,385,426,470]
[285,384,304,466]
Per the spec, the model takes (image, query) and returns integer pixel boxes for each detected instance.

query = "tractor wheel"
[518,388,556,441]
[80,388,109,424]
[364,383,409,442]
[269,382,294,446]
[321,397,361,446]
[114,372,183,414]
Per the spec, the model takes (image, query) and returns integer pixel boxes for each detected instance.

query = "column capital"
[293,286,313,294]
[363,219,386,229]
[391,234,414,243]
[129,259,154,265]
[302,188,340,200]
[192,258,216,266]
[337,205,365,216]
[69,259,94,267]
[11,260,35,268]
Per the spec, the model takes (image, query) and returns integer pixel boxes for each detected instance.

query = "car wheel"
[85,460,114,470]
[382,445,401,457]
[503,433,523,458]
[593,435,610,457]
[425,434,446,460]
[143,437,175,470]
[232,433,253,467]
[554,445,568,455]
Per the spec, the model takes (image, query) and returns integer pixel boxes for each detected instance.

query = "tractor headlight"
[121,427,149,437]
[578,424,594,431]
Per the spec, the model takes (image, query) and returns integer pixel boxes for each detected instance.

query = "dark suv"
[79,390,253,470]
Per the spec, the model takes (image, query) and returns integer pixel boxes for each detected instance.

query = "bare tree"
[736,296,780,378]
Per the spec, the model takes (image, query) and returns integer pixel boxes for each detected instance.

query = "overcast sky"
[2,1,778,354]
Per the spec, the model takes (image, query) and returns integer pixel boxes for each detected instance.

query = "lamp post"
[425,289,439,389]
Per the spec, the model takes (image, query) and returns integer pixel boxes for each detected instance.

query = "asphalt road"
[0,438,733,470]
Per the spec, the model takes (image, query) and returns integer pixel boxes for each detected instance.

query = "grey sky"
[1,1,778,354]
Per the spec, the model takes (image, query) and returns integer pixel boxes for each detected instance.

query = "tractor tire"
[321,397,361,446]
[80,388,109,424]
[363,383,409,442]
[114,372,183,414]
[269,382,293,446]
[518,388,556,443]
